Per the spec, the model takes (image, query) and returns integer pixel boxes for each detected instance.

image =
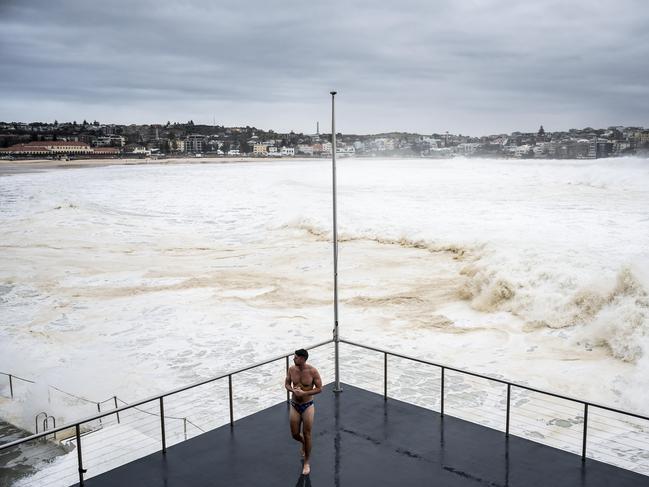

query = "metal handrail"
[0,338,334,452]
[1,371,35,399]
[341,338,649,422]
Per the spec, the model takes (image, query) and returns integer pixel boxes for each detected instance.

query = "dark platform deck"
[80,384,648,486]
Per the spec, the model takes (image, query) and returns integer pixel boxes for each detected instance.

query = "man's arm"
[285,367,295,394]
[302,368,323,398]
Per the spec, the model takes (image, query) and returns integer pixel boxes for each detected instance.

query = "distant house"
[280,147,295,157]
[95,135,126,147]
[253,144,267,156]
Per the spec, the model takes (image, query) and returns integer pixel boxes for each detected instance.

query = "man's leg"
[301,405,315,475]
[289,405,305,456]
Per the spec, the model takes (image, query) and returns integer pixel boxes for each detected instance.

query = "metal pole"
[76,424,85,485]
[331,90,342,394]
[184,418,187,441]
[286,356,290,403]
[8,374,13,399]
[440,367,445,417]
[228,374,234,425]
[582,404,589,461]
[160,397,166,454]
[383,352,388,400]
[114,396,120,424]
[506,384,511,437]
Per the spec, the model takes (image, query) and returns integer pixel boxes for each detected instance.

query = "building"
[253,144,267,156]
[185,135,205,153]
[297,144,313,155]
[95,135,126,147]
[0,140,93,157]
[280,147,295,157]
[92,147,120,157]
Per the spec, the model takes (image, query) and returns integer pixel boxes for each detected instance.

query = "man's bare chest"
[290,369,314,386]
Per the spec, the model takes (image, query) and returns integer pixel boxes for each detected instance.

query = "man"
[285,348,322,475]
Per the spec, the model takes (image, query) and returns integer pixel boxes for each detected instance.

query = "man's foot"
[302,462,310,475]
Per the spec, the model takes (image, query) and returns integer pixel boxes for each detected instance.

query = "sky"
[0,0,648,136]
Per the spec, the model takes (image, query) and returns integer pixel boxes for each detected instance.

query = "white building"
[297,144,314,155]
[280,147,295,156]
[95,135,126,147]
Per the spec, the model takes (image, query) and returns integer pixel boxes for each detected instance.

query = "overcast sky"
[1,0,648,135]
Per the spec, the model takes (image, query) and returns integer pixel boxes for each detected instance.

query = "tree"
[538,125,545,136]
[239,139,251,154]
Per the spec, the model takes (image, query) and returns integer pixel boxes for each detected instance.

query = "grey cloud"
[0,0,648,134]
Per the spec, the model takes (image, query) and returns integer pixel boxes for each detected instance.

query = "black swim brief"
[291,400,314,415]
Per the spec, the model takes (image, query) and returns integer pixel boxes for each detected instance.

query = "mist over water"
[1,157,649,428]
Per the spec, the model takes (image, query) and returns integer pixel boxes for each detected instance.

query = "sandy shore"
[0,157,286,176]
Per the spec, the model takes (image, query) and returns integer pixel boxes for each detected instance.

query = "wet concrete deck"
[80,384,648,486]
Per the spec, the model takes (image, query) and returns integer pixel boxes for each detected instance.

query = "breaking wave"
[289,219,649,365]
[284,219,474,258]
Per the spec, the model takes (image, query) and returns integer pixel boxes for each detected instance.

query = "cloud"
[0,0,648,134]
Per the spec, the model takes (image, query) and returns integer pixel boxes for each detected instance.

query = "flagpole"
[331,91,342,393]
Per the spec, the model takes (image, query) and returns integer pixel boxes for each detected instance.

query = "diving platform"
[2,340,649,486]
[79,383,647,487]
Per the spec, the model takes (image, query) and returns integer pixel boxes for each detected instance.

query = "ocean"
[1,157,648,481]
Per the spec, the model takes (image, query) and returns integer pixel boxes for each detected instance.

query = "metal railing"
[0,339,333,486]
[340,338,649,462]
[3,337,649,484]
[1,372,35,399]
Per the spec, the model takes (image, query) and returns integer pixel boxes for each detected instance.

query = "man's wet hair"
[295,349,309,360]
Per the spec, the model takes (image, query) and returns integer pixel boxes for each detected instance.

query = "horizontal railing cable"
[340,338,649,422]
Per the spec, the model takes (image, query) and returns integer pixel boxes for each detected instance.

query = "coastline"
[0,157,285,176]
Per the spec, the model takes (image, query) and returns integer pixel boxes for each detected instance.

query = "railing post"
[97,402,103,426]
[8,374,13,399]
[160,397,166,454]
[114,396,120,424]
[184,418,188,441]
[76,424,86,485]
[383,352,388,400]
[286,356,290,403]
[506,384,511,437]
[440,367,445,417]
[582,403,588,461]
[228,374,234,426]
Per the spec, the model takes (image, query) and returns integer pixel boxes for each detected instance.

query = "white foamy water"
[1,157,649,480]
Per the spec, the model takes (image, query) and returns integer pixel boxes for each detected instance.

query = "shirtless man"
[285,348,322,475]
